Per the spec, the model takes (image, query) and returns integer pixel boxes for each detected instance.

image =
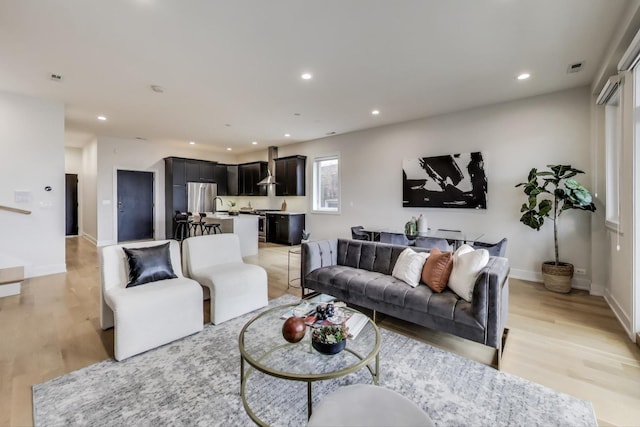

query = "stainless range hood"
[258,146,278,185]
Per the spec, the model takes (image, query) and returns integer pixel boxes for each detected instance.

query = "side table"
[287,247,301,289]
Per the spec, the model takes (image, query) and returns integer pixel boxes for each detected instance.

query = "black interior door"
[117,170,154,242]
[65,174,78,236]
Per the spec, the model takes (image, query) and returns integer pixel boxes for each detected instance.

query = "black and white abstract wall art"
[402,152,487,209]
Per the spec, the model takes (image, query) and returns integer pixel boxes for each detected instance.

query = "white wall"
[64,147,82,174]
[0,91,65,277]
[94,138,235,245]
[82,139,98,243]
[251,87,593,287]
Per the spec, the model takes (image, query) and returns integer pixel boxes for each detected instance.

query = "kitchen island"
[266,212,305,245]
[202,214,259,257]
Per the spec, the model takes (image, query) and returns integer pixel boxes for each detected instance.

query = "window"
[312,155,340,213]
[604,88,621,226]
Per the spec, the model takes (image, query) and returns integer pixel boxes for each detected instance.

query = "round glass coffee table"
[238,302,381,426]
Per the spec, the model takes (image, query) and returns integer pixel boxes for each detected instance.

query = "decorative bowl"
[312,338,346,355]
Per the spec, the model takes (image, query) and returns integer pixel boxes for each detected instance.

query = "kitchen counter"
[264,212,304,216]
[199,214,259,257]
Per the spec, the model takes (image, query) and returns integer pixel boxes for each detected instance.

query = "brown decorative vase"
[282,317,306,343]
[541,262,574,293]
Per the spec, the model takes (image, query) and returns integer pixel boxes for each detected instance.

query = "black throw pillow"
[123,242,177,288]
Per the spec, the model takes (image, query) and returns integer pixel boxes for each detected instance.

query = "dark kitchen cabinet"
[165,157,189,239]
[186,159,201,182]
[266,213,305,245]
[238,161,268,196]
[213,164,228,195]
[226,164,238,196]
[169,157,186,185]
[200,161,216,183]
[275,155,306,196]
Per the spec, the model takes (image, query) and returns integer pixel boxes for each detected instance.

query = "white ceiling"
[0,0,630,153]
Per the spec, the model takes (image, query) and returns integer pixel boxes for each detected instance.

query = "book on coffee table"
[344,312,368,339]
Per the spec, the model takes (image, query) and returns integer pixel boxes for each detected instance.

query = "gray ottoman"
[307,384,435,427]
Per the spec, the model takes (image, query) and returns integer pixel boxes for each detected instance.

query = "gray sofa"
[301,238,510,368]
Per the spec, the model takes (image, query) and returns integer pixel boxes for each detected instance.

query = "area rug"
[33,295,596,426]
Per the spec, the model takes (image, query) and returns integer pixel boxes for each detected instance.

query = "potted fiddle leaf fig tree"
[515,165,596,293]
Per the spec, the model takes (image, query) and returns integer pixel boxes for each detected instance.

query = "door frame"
[112,166,160,243]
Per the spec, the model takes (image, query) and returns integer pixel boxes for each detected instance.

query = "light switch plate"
[14,190,30,203]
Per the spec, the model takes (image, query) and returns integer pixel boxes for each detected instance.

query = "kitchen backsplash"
[219,195,308,213]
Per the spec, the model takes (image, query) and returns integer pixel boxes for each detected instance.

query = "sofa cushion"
[336,239,425,276]
[392,248,429,287]
[421,247,453,292]
[448,244,489,302]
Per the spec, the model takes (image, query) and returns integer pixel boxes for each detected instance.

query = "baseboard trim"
[82,233,98,245]
[97,239,116,247]
[509,268,540,283]
[603,288,635,341]
[509,268,592,292]
[25,263,67,279]
[589,282,605,297]
[0,282,21,298]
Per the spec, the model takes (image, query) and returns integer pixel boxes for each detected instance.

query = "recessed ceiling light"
[97,115,107,121]
[252,141,258,145]
[189,141,196,145]
[517,73,531,80]
[301,72,312,80]
[371,110,380,115]
[284,133,291,138]
[226,147,232,151]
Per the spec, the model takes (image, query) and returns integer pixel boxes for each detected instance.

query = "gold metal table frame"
[238,303,381,426]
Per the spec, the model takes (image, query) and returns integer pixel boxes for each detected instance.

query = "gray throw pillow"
[123,242,177,288]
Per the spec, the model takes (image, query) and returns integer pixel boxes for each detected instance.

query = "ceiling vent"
[567,61,585,74]
[49,73,62,82]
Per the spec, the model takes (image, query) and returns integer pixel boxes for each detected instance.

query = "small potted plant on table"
[515,164,596,293]
[311,324,350,355]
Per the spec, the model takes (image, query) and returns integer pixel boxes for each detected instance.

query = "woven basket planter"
[541,262,574,293]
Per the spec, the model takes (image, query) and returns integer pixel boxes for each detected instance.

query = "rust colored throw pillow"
[421,247,453,292]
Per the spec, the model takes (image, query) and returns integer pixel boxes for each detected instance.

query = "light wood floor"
[1,237,639,426]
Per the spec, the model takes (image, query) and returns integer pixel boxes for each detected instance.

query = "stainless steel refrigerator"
[187,182,218,213]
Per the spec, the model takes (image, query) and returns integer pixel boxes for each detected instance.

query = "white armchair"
[182,234,268,325]
[100,240,203,361]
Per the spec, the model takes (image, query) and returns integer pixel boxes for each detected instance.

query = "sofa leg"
[493,328,509,370]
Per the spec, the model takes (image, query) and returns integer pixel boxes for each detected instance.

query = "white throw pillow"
[448,244,490,302]
[392,248,429,288]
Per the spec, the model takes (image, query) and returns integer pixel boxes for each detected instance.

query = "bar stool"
[204,223,222,234]
[189,213,206,236]
[200,213,222,235]
[173,211,192,241]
